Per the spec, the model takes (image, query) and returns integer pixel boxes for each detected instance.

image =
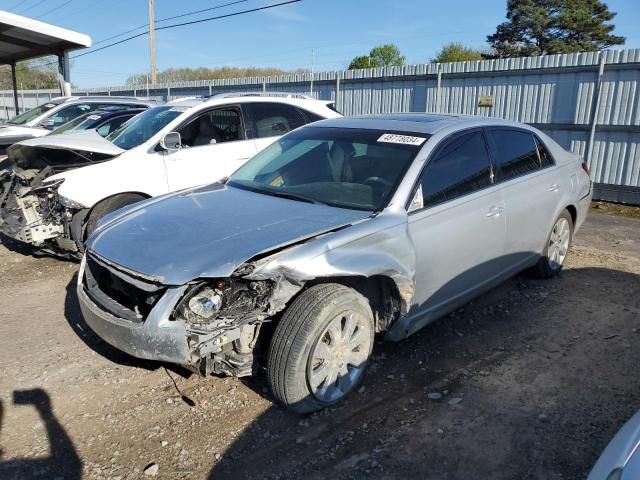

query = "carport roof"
[0,10,91,64]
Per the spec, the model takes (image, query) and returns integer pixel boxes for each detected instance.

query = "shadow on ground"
[64,273,192,379]
[206,267,640,480]
[0,389,82,480]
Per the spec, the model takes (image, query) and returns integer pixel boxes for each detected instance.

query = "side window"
[300,109,325,123]
[415,131,493,209]
[49,103,93,127]
[96,115,132,137]
[535,136,555,168]
[245,103,306,139]
[488,129,541,181]
[177,107,243,148]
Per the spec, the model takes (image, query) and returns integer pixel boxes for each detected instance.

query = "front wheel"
[533,210,573,278]
[267,283,374,414]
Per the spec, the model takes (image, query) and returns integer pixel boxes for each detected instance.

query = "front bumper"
[77,258,192,364]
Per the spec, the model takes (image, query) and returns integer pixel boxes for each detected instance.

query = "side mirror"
[160,132,181,151]
[38,118,55,130]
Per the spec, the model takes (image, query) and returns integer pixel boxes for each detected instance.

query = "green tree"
[432,43,484,63]
[125,66,297,86]
[0,57,59,89]
[348,55,379,69]
[348,44,405,69]
[488,0,625,57]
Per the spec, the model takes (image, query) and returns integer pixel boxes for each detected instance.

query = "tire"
[532,209,574,278]
[267,283,375,414]
[84,193,147,239]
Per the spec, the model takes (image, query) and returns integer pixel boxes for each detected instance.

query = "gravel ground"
[0,210,639,480]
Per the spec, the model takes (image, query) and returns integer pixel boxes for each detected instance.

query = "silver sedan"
[77,114,592,413]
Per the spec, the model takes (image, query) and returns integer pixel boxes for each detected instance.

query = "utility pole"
[310,48,315,96]
[149,0,157,84]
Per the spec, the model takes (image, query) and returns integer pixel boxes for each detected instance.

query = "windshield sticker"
[377,133,426,146]
[44,103,56,108]
[87,114,102,120]
[169,107,188,112]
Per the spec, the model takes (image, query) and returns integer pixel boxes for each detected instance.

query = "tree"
[488,0,625,57]
[432,43,484,63]
[348,55,379,69]
[0,57,59,89]
[348,44,405,69]
[125,66,297,86]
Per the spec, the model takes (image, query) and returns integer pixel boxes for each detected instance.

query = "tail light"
[581,159,590,177]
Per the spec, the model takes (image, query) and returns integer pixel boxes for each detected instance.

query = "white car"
[0,93,341,256]
[0,96,158,153]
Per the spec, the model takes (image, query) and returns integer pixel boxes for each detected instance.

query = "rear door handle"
[549,183,560,192]
[486,205,504,217]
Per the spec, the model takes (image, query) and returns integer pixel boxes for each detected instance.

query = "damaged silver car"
[77,114,592,413]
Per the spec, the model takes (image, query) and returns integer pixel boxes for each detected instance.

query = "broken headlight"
[181,285,224,323]
[58,194,87,209]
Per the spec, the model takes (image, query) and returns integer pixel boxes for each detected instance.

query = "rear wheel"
[84,193,147,239]
[267,283,374,413]
[533,210,573,278]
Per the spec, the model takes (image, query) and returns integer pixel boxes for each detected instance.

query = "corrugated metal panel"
[1,48,639,197]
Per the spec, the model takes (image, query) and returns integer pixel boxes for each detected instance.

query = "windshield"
[49,113,95,135]
[228,126,426,211]
[6,100,63,125]
[106,106,184,150]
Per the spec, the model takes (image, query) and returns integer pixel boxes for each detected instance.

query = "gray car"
[76,114,592,413]
[587,411,640,480]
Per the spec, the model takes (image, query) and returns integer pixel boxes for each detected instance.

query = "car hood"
[10,129,124,156]
[87,184,371,285]
[5,129,124,174]
[0,124,49,144]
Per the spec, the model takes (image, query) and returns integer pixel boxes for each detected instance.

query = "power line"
[35,0,74,20]
[73,0,303,59]
[16,0,47,15]
[20,0,303,71]
[91,0,250,47]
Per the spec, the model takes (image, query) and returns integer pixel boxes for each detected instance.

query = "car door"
[407,129,507,319]
[163,106,257,191]
[243,102,308,153]
[486,128,560,267]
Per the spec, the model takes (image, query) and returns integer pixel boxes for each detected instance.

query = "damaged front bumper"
[77,252,271,374]
[0,169,82,254]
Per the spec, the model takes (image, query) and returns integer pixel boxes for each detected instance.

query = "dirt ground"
[0,210,639,480]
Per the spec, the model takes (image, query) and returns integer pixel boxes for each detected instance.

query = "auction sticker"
[377,133,426,146]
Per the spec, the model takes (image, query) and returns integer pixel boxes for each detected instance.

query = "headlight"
[58,195,87,209]
[182,286,224,322]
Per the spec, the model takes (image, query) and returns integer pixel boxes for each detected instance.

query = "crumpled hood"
[9,129,124,157]
[86,184,371,285]
[5,129,124,174]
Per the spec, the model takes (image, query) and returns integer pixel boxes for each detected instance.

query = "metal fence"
[3,48,640,203]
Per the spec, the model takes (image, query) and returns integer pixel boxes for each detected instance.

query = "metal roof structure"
[0,10,91,115]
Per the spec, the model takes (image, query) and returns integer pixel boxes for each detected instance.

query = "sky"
[2,0,639,88]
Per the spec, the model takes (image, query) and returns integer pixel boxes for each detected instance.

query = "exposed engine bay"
[0,146,115,255]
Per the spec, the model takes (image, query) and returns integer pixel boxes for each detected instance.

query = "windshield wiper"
[257,188,325,205]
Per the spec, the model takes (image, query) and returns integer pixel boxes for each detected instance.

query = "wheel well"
[305,275,402,332]
[565,204,577,226]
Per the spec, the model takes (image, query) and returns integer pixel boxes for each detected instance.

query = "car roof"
[312,113,529,135]
[51,96,159,106]
[166,92,332,109]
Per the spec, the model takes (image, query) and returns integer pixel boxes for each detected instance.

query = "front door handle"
[549,183,560,192]
[486,205,504,217]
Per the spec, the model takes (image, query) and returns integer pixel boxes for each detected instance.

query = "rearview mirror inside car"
[160,132,181,151]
